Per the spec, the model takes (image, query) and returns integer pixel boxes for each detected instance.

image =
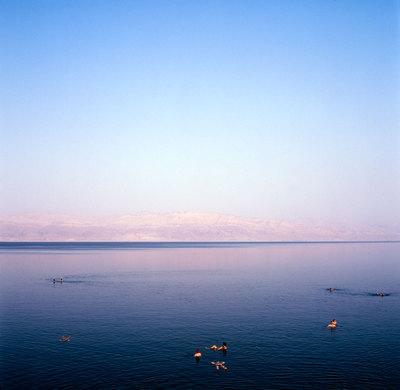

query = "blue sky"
[1,0,399,226]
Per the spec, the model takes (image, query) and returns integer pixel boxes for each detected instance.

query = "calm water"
[1,242,399,389]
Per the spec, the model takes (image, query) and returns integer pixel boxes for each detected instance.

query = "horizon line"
[1,240,399,245]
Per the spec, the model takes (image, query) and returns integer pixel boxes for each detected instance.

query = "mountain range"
[0,212,398,242]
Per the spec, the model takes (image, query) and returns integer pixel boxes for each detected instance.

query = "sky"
[1,0,399,227]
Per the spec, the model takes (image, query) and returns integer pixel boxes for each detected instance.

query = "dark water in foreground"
[1,242,399,389]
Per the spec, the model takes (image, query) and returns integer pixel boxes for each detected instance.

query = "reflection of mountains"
[0,212,398,242]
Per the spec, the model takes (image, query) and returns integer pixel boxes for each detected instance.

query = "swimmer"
[329,288,334,292]
[59,335,71,342]
[211,361,227,370]
[376,293,386,296]
[52,279,56,284]
[218,342,227,351]
[327,319,337,328]
[327,323,336,328]
[60,278,63,283]
[194,348,201,358]
[209,345,218,350]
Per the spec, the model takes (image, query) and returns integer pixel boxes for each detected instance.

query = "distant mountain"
[0,212,398,242]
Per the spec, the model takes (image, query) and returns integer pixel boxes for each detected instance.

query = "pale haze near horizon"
[1,0,399,228]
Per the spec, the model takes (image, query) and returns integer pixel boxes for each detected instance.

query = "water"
[1,242,399,389]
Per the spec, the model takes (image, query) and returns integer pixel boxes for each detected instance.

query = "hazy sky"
[1,0,399,226]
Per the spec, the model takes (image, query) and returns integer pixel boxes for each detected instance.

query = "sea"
[0,242,399,389]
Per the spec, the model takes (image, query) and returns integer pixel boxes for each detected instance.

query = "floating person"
[59,335,71,342]
[329,288,335,292]
[208,342,227,351]
[376,293,386,296]
[194,348,202,358]
[52,279,56,284]
[211,361,227,370]
[327,319,337,328]
[218,342,227,351]
[60,278,63,283]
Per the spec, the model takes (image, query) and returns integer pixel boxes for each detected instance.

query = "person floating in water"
[209,342,227,351]
[376,293,386,296]
[53,279,56,284]
[327,319,337,328]
[194,348,202,358]
[211,361,227,370]
[218,342,227,351]
[59,335,71,342]
[329,288,334,292]
[60,278,63,283]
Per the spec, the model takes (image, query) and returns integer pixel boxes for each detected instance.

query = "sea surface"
[0,242,399,389]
